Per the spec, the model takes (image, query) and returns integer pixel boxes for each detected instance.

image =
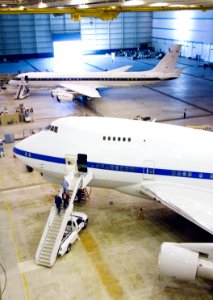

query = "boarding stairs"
[15,84,29,100]
[35,165,93,267]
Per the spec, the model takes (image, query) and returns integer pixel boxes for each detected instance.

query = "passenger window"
[113,137,116,141]
[128,138,131,142]
[108,137,111,141]
[118,137,121,141]
[123,137,126,142]
[103,136,106,141]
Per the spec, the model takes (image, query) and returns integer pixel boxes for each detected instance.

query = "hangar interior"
[1,4,213,300]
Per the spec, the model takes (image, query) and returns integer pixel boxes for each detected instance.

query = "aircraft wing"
[141,181,213,235]
[59,83,101,98]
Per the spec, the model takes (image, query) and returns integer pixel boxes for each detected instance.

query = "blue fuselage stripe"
[15,77,176,82]
[13,147,213,181]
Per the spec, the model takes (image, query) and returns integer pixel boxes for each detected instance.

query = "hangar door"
[53,33,82,70]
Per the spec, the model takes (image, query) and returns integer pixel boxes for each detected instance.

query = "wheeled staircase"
[36,169,93,267]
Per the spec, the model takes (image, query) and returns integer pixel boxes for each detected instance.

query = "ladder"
[15,85,29,99]
[35,169,93,267]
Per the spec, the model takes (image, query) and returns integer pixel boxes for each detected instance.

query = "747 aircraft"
[14,116,213,280]
[9,44,183,101]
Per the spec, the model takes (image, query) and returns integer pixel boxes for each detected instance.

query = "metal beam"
[0,6,212,21]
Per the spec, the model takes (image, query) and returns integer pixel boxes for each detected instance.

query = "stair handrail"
[49,176,82,266]
[35,206,57,263]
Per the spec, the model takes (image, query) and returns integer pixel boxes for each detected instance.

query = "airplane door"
[65,154,77,174]
[143,160,155,180]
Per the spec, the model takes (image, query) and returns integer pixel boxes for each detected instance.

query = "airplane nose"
[14,139,34,172]
[9,80,17,86]
[13,137,34,162]
[14,139,28,158]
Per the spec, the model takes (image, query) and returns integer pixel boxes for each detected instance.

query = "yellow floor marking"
[6,197,31,300]
[81,231,124,300]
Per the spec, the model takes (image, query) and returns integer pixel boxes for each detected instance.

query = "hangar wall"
[152,11,213,62]
[0,12,152,58]
[0,14,80,57]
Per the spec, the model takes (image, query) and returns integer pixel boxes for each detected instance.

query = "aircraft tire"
[66,243,72,253]
[83,219,88,229]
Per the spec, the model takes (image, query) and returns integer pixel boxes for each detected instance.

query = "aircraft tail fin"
[153,44,182,73]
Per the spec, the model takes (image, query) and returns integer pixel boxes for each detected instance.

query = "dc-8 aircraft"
[9,44,183,101]
[14,116,213,281]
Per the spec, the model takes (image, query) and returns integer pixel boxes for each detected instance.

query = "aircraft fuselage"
[14,117,213,197]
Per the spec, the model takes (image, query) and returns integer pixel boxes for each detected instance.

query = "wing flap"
[141,181,213,235]
[59,83,101,98]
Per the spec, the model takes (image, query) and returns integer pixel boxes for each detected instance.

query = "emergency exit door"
[143,160,155,180]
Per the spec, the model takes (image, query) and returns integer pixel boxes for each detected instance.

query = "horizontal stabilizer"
[106,65,132,73]
[175,67,185,76]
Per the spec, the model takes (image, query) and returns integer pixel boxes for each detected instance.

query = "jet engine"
[158,242,213,281]
[51,89,76,103]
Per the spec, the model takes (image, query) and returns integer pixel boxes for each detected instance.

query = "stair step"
[39,255,50,261]
[41,248,52,254]
[38,259,51,265]
[44,240,55,245]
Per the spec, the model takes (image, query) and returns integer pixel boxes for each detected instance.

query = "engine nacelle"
[159,242,213,281]
[51,89,75,103]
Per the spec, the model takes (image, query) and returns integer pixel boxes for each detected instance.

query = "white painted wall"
[152,10,213,62]
[81,12,152,52]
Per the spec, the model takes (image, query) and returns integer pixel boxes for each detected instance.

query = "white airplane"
[9,44,183,102]
[14,116,213,281]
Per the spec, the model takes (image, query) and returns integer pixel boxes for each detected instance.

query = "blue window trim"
[14,77,177,82]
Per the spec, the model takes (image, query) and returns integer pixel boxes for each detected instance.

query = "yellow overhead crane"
[0,5,212,21]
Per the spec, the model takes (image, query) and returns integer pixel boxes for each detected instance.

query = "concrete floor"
[1,55,213,300]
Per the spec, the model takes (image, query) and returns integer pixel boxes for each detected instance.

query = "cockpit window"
[44,124,58,133]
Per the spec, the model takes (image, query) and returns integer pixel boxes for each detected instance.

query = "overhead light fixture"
[1,3,7,6]
[78,4,89,8]
[170,4,186,7]
[150,2,169,6]
[38,1,47,8]
[123,0,144,6]
[19,5,25,9]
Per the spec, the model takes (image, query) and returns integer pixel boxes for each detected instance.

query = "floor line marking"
[6,197,31,300]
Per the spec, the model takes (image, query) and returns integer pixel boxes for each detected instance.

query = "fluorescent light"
[1,4,7,6]
[170,4,186,7]
[38,1,47,8]
[78,4,89,8]
[124,0,144,6]
[150,2,168,6]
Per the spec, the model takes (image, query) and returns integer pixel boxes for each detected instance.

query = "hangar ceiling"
[0,0,213,21]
